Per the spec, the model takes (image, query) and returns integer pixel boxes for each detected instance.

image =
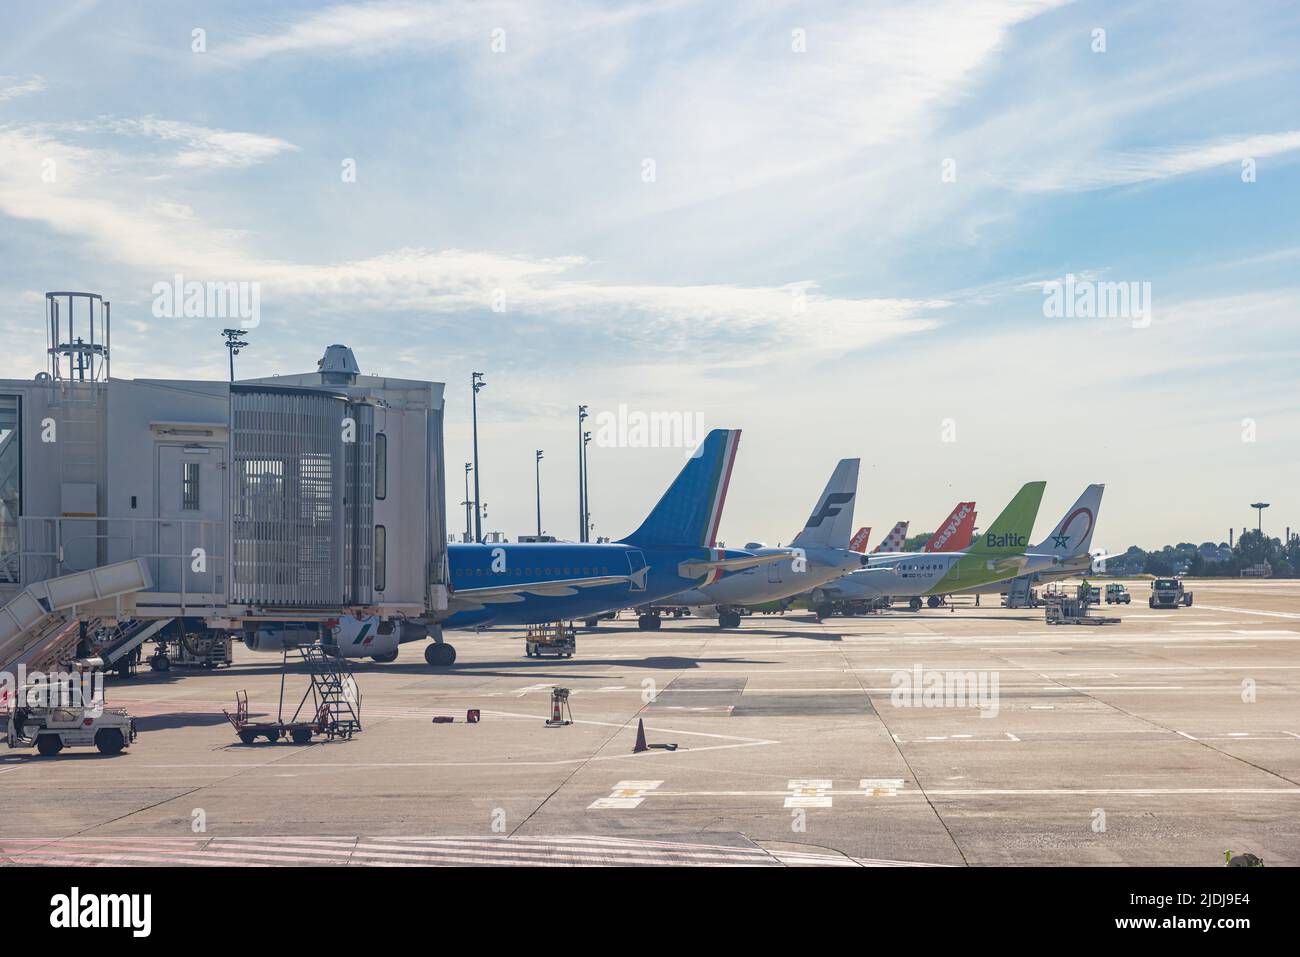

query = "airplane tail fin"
[970,482,1046,555]
[1035,484,1104,557]
[849,527,872,553]
[790,458,860,550]
[923,502,977,553]
[871,521,909,553]
[620,429,741,548]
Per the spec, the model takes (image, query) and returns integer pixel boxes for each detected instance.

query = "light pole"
[471,372,486,543]
[577,405,588,542]
[222,328,249,382]
[461,462,472,542]
[535,450,544,537]
[583,429,592,542]
[1250,502,1270,535]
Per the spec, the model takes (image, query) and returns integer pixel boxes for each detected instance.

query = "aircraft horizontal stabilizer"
[450,574,632,609]
[677,550,793,580]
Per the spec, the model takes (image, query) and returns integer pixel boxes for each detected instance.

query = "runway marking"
[1197,604,1300,620]
[860,778,905,796]
[927,787,1300,797]
[0,834,799,867]
[786,779,833,808]
[588,780,662,809]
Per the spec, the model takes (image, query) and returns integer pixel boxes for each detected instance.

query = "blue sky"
[1,0,1298,551]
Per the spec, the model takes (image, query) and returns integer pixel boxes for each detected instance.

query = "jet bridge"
[0,292,448,674]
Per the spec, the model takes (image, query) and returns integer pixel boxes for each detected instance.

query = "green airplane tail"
[970,481,1046,555]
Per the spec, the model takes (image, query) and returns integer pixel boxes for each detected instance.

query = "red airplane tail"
[848,527,871,553]
[923,501,977,552]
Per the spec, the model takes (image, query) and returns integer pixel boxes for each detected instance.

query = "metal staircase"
[0,559,152,673]
[1004,575,1037,609]
[295,644,363,739]
[78,617,173,671]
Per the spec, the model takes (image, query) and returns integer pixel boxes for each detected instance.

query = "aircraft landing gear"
[718,610,742,629]
[814,603,834,621]
[370,650,398,663]
[637,613,662,631]
[908,597,923,612]
[927,595,942,609]
[424,641,457,666]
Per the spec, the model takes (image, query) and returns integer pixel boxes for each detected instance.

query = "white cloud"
[106,117,299,170]
[1003,131,1300,192]
[0,124,941,362]
[0,75,46,102]
[223,0,585,61]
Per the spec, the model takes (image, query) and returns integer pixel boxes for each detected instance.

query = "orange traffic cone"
[633,718,649,753]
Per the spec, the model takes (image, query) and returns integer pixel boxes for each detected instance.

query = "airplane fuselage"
[661,546,865,609]
[441,542,751,629]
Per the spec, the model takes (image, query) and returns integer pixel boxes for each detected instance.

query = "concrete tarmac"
[1,578,1297,866]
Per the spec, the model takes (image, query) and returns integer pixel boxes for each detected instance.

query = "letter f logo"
[806,493,854,528]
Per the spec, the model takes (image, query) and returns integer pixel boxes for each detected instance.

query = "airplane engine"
[243,622,322,653]
[328,616,400,659]
[243,617,400,660]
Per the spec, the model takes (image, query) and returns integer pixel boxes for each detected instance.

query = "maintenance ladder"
[295,644,363,738]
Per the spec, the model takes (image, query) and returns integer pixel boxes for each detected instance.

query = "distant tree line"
[1105,530,1300,578]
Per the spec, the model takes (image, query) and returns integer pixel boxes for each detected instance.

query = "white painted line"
[588,780,662,810]
[786,779,833,808]
[1195,604,1300,620]
[860,778,905,796]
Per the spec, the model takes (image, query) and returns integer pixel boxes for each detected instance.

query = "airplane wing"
[677,551,794,580]
[449,574,632,610]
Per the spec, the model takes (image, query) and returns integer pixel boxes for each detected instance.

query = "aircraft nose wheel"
[424,642,457,666]
[636,614,661,631]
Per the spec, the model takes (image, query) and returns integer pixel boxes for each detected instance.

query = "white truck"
[5,685,137,756]
[1149,577,1193,609]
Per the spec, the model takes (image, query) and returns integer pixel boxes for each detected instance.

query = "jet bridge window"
[375,433,387,501]
[181,462,201,511]
[374,525,387,592]
[0,395,19,584]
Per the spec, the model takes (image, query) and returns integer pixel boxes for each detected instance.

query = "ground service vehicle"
[525,622,577,658]
[1150,578,1193,608]
[6,687,137,756]
[1105,583,1131,604]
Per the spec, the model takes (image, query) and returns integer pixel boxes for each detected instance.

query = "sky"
[1,0,1298,555]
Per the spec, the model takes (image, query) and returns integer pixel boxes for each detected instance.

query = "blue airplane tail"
[620,429,741,548]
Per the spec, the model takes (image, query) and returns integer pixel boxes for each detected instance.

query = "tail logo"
[984,532,1027,549]
[1054,507,1094,549]
[805,492,855,528]
[930,503,973,550]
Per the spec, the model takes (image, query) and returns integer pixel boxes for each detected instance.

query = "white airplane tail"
[1035,484,1104,557]
[791,458,860,551]
[871,521,909,553]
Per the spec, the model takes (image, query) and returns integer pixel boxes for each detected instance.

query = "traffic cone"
[633,718,648,753]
